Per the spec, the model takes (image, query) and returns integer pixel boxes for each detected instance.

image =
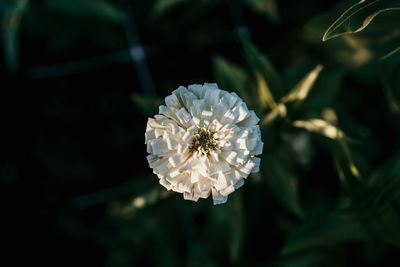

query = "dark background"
[2,0,400,266]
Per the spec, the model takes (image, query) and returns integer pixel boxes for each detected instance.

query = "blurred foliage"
[2,0,400,266]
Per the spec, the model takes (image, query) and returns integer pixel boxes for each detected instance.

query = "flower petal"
[145,83,263,205]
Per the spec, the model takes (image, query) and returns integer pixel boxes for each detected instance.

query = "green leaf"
[262,146,304,218]
[363,202,400,248]
[242,0,280,24]
[322,0,400,42]
[381,46,400,60]
[0,0,29,15]
[281,206,366,255]
[1,0,29,74]
[380,72,400,116]
[131,93,163,117]
[150,0,190,18]
[260,103,287,126]
[45,0,125,22]
[333,137,367,201]
[363,239,388,264]
[281,64,323,104]
[3,15,21,74]
[240,38,285,104]
[206,192,245,264]
[275,250,334,267]
[212,54,250,103]
[293,119,344,140]
[256,71,277,110]
[368,152,400,195]
[228,192,245,264]
[341,150,400,247]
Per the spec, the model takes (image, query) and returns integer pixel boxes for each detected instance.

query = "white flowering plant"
[145,83,263,204]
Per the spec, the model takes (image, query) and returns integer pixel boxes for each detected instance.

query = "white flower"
[145,83,263,205]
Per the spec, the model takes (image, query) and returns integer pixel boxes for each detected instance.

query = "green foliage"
[207,193,245,264]
[150,0,190,18]
[262,145,304,218]
[240,37,285,104]
[212,54,250,103]
[211,32,400,264]
[131,93,163,117]
[242,0,280,24]
[363,153,400,247]
[0,0,29,15]
[2,15,21,73]
[281,203,366,255]
[45,0,126,22]
[322,0,400,60]
[322,0,400,42]
[1,0,29,73]
[280,65,323,105]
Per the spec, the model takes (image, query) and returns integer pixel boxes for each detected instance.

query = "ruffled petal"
[145,83,263,205]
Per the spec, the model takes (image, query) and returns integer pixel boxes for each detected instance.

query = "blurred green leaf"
[228,192,245,264]
[260,103,287,126]
[73,174,159,210]
[203,194,245,264]
[1,0,28,74]
[293,119,344,140]
[242,0,280,24]
[151,0,190,18]
[135,212,180,266]
[185,244,219,267]
[368,152,400,195]
[363,239,388,264]
[262,146,304,218]
[256,71,277,110]
[3,15,20,74]
[380,71,400,115]
[275,250,334,267]
[102,198,180,266]
[281,65,323,105]
[331,136,366,201]
[0,0,29,15]
[241,38,285,103]
[212,54,250,103]
[281,206,366,255]
[381,46,400,60]
[131,93,163,117]
[322,0,400,42]
[363,202,400,248]
[45,0,125,22]
[336,148,400,247]
[306,0,400,65]
[129,186,172,211]
[261,64,323,127]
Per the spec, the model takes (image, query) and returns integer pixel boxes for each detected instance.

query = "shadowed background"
[1,0,400,266]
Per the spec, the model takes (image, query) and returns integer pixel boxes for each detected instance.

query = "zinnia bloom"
[145,83,263,204]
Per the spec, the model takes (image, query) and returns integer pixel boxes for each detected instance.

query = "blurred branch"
[26,50,131,79]
[379,69,400,115]
[2,15,20,74]
[120,0,156,96]
[227,0,250,39]
[71,174,156,210]
[381,45,400,60]
[25,29,241,81]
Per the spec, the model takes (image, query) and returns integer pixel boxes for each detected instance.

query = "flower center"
[189,128,218,154]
